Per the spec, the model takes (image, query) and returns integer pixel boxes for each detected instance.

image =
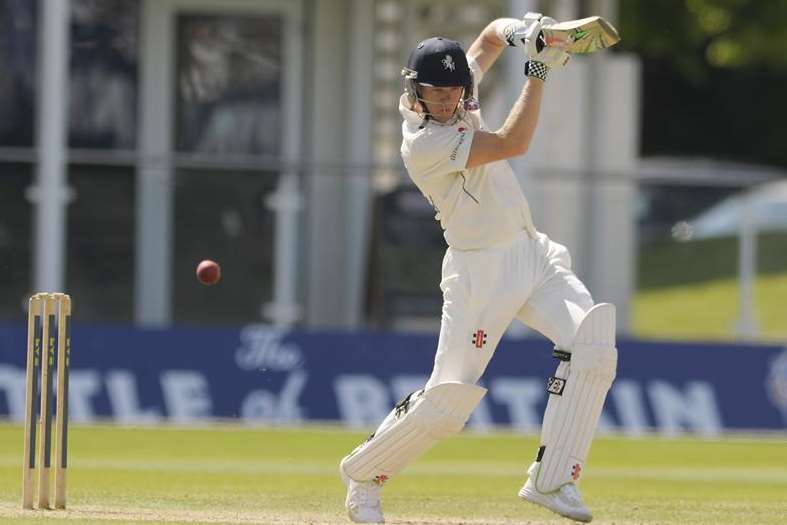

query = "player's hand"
[502,12,543,51]
[501,12,540,48]
[503,12,559,57]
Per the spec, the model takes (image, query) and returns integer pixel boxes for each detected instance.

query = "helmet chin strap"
[414,87,465,123]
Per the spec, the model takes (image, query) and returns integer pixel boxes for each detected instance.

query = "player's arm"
[466,18,520,75]
[465,78,544,169]
[467,14,546,75]
[466,42,568,169]
[465,15,567,169]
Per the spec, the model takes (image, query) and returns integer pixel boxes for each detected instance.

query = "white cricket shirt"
[400,58,537,250]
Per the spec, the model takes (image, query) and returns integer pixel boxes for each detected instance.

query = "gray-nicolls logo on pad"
[547,376,566,396]
[442,54,455,71]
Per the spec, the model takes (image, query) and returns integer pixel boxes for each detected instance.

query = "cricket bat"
[541,16,620,54]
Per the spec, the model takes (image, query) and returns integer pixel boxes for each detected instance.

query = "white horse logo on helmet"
[442,54,455,71]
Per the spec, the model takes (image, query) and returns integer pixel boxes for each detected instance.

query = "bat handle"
[536,31,546,53]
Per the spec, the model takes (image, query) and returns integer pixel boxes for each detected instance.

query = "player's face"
[418,85,464,122]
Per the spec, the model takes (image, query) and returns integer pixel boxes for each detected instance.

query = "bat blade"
[542,16,621,54]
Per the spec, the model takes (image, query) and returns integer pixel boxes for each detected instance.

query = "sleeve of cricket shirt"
[403,124,474,180]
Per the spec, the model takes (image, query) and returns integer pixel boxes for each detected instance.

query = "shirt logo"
[571,463,582,481]
[448,130,467,161]
[442,54,455,71]
[471,329,487,349]
[373,475,389,486]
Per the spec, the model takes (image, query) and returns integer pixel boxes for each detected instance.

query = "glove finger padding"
[523,23,545,57]
[502,12,543,48]
[504,13,564,59]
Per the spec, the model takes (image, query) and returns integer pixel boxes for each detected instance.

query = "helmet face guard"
[401,37,477,118]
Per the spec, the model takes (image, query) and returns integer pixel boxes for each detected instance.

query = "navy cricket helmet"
[401,37,475,111]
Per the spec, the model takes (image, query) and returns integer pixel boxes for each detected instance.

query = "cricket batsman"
[340,12,620,523]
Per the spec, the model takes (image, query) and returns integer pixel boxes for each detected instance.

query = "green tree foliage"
[619,0,787,79]
[618,1,787,168]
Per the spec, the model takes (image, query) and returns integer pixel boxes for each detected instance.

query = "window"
[0,0,36,147]
[69,0,139,149]
[176,14,282,156]
[173,169,277,324]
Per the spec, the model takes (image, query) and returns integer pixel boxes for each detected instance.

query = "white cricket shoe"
[519,467,592,522]
[344,479,384,523]
[340,461,384,523]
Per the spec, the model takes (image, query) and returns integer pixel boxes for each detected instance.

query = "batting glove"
[500,12,558,56]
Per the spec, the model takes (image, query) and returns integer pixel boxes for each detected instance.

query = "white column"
[263,3,305,328]
[516,0,586,265]
[344,0,375,327]
[34,0,71,294]
[504,0,572,338]
[305,0,350,327]
[583,1,639,332]
[135,1,174,326]
[264,173,302,327]
[736,194,758,338]
[510,0,639,332]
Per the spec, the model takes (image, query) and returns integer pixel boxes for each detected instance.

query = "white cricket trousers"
[425,231,593,389]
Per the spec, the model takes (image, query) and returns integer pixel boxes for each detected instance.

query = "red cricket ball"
[196,259,221,286]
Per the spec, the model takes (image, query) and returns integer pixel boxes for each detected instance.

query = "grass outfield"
[633,272,787,341]
[634,232,787,341]
[1,423,786,524]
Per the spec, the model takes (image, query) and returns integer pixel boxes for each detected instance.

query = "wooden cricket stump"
[22,293,72,510]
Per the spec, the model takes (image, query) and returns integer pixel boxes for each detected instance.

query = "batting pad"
[533,303,617,493]
[341,382,487,483]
